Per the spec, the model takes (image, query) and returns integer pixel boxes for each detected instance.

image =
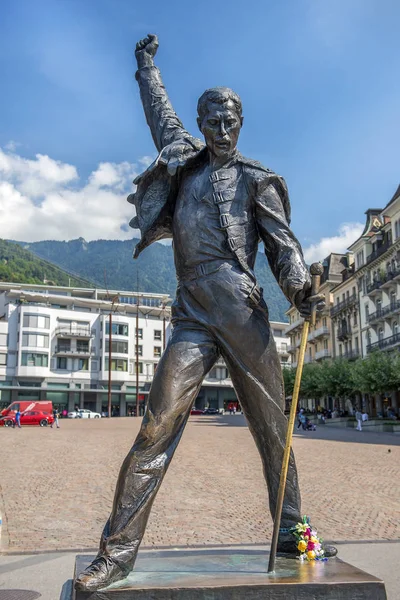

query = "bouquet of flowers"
[291,516,327,561]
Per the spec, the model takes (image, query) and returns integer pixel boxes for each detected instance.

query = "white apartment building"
[0,282,291,415]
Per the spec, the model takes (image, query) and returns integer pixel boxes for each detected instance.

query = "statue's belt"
[178,259,263,306]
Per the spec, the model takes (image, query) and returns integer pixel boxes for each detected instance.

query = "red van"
[1,400,53,417]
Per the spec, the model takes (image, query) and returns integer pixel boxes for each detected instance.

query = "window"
[365,304,369,319]
[136,328,143,339]
[393,322,398,336]
[133,345,142,356]
[355,337,359,351]
[57,357,67,369]
[323,339,328,350]
[322,317,327,326]
[339,345,342,356]
[154,346,162,358]
[352,286,356,296]
[395,220,400,240]
[356,250,364,268]
[77,341,89,353]
[104,358,128,372]
[153,363,158,374]
[0,353,7,366]
[105,340,128,354]
[272,328,282,337]
[353,312,358,326]
[378,328,384,341]
[154,330,162,341]
[57,340,71,352]
[135,362,143,374]
[22,332,49,348]
[23,314,50,329]
[21,352,48,367]
[77,358,89,371]
[105,322,128,336]
[0,333,8,346]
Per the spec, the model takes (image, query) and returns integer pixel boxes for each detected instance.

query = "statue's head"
[197,87,243,159]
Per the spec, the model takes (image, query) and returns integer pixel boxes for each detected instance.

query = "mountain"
[0,239,91,287]
[15,238,290,322]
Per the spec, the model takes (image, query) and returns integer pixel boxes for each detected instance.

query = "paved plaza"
[0,415,399,555]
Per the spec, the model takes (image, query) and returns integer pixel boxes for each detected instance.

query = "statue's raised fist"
[135,34,159,60]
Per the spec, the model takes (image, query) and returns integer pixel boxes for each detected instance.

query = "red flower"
[307,541,315,551]
[305,528,311,537]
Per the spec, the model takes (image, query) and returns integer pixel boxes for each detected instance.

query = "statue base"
[72,547,387,599]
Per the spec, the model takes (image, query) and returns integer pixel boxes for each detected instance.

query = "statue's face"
[198,100,243,159]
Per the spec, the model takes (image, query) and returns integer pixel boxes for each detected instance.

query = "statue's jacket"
[128,65,310,305]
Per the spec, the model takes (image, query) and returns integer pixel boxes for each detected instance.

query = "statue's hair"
[197,87,242,120]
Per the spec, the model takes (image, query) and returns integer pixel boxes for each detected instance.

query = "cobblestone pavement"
[0,416,399,553]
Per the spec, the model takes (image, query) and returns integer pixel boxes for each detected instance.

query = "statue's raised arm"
[135,34,194,152]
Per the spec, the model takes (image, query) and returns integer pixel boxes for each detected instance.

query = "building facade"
[0,282,291,415]
[285,254,347,368]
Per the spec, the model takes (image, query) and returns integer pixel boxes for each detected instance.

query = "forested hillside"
[0,239,91,287]
[17,238,290,321]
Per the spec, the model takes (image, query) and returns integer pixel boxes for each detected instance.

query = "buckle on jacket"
[249,285,262,305]
[220,214,230,228]
[194,264,206,277]
[228,237,237,251]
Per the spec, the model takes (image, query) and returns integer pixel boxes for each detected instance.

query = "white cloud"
[303,222,364,264]
[0,146,142,242]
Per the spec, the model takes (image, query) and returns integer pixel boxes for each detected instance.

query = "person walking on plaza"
[14,409,21,428]
[51,408,60,429]
[297,408,304,429]
[355,409,363,431]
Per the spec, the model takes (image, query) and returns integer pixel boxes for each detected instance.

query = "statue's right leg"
[75,322,219,592]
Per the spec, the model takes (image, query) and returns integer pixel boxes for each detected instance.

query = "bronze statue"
[76,34,336,592]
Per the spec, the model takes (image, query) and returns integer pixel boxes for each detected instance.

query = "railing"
[55,346,93,355]
[337,326,351,341]
[365,240,392,266]
[55,326,93,338]
[330,293,358,317]
[315,349,331,360]
[284,317,304,335]
[367,300,400,323]
[367,332,400,353]
[343,350,360,360]
[313,326,330,339]
[276,345,289,355]
[366,279,383,294]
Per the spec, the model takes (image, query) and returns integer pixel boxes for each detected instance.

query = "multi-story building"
[285,253,347,368]
[347,185,400,416]
[0,282,291,415]
[330,255,362,360]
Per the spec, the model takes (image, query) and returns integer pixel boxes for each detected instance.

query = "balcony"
[308,326,330,343]
[365,240,392,266]
[54,346,94,356]
[55,326,93,338]
[287,345,296,354]
[276,344,290,356]
[337,326,351,342]
[343,349,361,361]
[367,301,400,325]
[284,317,304,335]
[366,279,383,296]
[330,293,358,317]
[315,349,331,360]
[367,332,400,353]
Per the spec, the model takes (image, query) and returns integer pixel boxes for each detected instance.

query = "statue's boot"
[75,555,129,592]
[277,533,337,557]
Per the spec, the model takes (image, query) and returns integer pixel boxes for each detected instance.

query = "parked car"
[1,400,53,418]
[68,409,101,419]
[203,408,220,415]
[190,408,203,415]
[0,410,54,427]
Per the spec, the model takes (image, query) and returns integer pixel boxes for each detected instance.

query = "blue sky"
[0,0,399,256]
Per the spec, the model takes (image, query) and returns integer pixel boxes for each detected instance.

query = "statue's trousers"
[99,262,301,571]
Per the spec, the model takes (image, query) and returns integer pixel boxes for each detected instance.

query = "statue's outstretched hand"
[135,34,159,68]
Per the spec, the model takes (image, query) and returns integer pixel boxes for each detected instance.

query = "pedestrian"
[15,409,21,429]
[299,411,307,431]
[51,408,60,429]
[355,410,363,431]
[297,408,304,429]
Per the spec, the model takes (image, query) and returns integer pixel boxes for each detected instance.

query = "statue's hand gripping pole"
[267,262,324,573]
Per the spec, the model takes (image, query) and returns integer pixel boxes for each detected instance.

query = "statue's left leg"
[219,298,336,556]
